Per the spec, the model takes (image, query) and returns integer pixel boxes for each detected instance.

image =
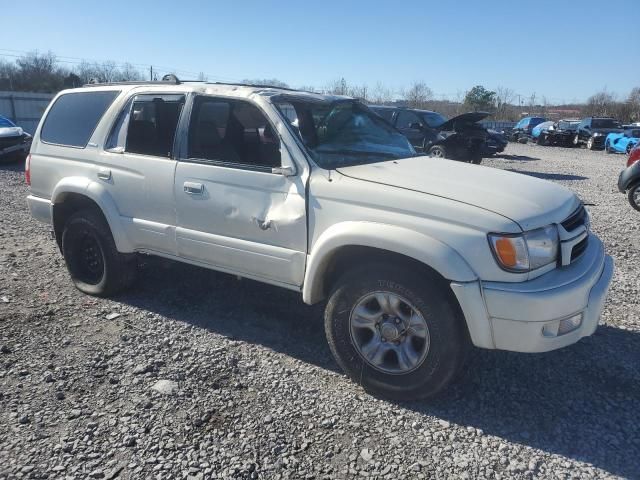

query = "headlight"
[489,225,559,272]
[592,132,603,137]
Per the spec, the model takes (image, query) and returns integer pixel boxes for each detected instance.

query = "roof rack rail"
[83,73,182,87]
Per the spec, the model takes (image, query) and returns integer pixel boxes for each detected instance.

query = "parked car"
[0,115,32,162]
[482,128,508,156]
[26,80,613,400]
[605,128,640,154]
[509,116,546,142]
[618,143,640,211]
[574,117,623,150]
[536,119,580,147]
[531,121,555,143]
[369,106,488,163]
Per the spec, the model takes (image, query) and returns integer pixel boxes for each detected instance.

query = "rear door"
[173,94,307,287]
[98,93,185,254]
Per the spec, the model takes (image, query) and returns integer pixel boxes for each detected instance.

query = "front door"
[395,110,429,151]
[173,95,307,287]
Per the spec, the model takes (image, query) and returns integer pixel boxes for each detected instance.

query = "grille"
[570,236,589,262]
[561,205,587,232]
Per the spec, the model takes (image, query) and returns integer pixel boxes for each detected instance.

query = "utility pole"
[150,65,153,81]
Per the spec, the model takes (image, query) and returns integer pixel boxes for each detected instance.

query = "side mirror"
[409,122,422,130]
[272,165,296,177]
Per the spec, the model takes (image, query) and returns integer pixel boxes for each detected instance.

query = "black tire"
[428,145,447,159]
[471,154,482,165]
[628,183,640,212]
[605,141,612,154]
[586,137,596,150]
[324,263,469,400]
[538,134,547,146]
[62,209,137,296]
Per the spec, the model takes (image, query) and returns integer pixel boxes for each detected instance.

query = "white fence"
[0,91,54,134]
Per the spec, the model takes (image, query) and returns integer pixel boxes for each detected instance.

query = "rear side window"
[41,91,119,147]
[106,94,185,157]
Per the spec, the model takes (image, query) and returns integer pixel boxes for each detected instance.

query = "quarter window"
[41,91,119,147]
[187,96,281,169]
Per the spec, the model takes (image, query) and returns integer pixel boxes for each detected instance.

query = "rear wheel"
[324,263,468,400]
[628,183,640,212]
[605,140,612,153]
[627,144,634,155]
[62,209,137,296]
[428,145,447,159]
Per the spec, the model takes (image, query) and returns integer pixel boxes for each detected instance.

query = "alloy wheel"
[349,292,430,374]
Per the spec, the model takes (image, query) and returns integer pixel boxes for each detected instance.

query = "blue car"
[605,128,640,154]
[531,121,555,141]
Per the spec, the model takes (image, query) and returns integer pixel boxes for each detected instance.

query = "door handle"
[183,182,204,195]
[97,168,111,181]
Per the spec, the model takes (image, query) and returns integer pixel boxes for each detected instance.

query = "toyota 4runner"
[26,79,614,399]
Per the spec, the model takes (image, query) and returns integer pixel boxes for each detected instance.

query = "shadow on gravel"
[116,258,335,370]
[115,259,639,478]
[494,154,540,161]
[403,325,640,478]
[0,161,24,172]
[507,169,588,181]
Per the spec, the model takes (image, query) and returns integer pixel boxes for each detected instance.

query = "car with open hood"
[536,119,580,147]
[0,115,32,162]
[26,79,614,400]
[369,106,489,163]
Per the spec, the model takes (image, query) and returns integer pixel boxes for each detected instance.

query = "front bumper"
[590,135,606,147]
[451,234,614,353]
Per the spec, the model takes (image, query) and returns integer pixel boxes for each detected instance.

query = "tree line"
[1,51,639,123]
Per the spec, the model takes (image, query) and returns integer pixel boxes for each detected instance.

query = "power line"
[0,49,241,83]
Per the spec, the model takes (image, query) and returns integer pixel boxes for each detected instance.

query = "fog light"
[542,313,583,337]
[558,314,583,335]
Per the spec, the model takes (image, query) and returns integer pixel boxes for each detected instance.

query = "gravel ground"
[0,142,638,480]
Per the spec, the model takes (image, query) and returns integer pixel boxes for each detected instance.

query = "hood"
[336,157,579,231]
[592,128,623,135]
[0,126,23,138]
[438,112,489,131]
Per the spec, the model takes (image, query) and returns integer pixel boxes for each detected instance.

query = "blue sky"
[3,0,638,103]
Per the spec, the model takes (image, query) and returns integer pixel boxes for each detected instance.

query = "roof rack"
[83,74,303,93]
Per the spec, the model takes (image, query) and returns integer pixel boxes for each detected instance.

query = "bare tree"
[494,86,516,120]
[371,82,392,105]
[327,77,349,95]
[585,90,616,117]
[349,84,369,102]
[404,81,433,109]
[628,87,640,122]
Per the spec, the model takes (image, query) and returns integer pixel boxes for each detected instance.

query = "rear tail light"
[627,144,640,167]
[25,154,31,186]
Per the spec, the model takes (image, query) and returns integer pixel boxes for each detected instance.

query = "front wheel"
[573,134,580,147]
[428,145,447,159]
[587,137,595,150]
[324,263,468,400]
[62,209,137,296]
[629,183,640,212]
[605,140,612,153]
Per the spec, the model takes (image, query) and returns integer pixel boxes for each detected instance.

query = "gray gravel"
[1,142,639,479]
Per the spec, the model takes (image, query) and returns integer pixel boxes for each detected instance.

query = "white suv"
[26,79,614,399]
